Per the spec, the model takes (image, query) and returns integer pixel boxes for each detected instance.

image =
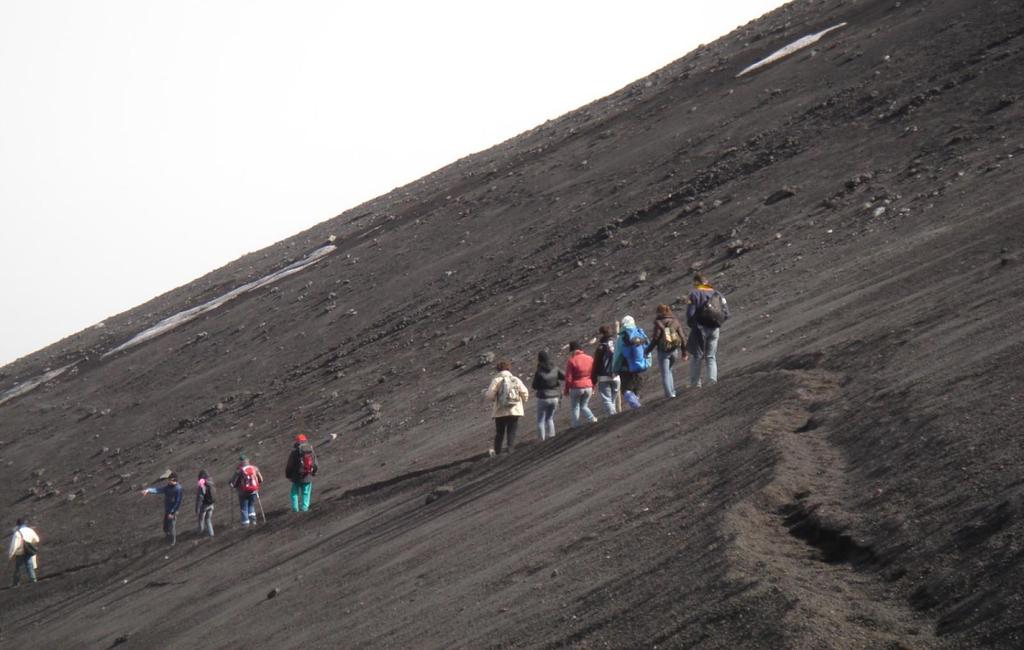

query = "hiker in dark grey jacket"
[285,435,318,512]
[531,351,564,441]
[591,325,619,416]
[195,469,215,537]
[686,273,730,387]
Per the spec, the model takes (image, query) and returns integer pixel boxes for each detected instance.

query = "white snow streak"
[103,244,336,358]
[737,23,847,77]
[0,244,335,407]
[0,363,77,407]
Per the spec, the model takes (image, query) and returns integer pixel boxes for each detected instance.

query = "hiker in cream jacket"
[8,518,40,586]
[483,360,530,454]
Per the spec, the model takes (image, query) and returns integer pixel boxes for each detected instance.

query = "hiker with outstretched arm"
[229,455,264,527]
[686,273,730,387]
[285,434,318,512]
[564,341,598,427]
[645,304,688,398]
[611,315,651,409]
[591,325,619,416]
[483,359,530,455]
[531,351,564,441]
[195,469,216,537]
[8,517,40,586]
[141,472,183,546]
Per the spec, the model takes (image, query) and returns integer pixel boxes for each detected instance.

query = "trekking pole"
[614,320,623,413]
[255,492,267,524]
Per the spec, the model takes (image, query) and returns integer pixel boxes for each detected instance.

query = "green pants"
[290,481,312,512]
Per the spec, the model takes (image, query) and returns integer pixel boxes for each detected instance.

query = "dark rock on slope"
[3,0,1024,647]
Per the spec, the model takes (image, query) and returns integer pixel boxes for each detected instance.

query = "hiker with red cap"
[285,434,318,512]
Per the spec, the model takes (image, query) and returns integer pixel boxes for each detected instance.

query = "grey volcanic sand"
[2,0,1024,647]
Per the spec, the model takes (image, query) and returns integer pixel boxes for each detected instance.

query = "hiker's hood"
[621,315,636,329]
[537,351,553,372]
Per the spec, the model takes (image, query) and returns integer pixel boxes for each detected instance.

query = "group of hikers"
[483,274,729,454]
[7,435,319,585]
[7,274,727,585]
[135,433,319,547]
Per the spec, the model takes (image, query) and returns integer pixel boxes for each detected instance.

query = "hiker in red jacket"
[564,341,598,427]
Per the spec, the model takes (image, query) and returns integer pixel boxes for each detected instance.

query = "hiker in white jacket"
[483,359,529,455]
[8,518,40,586]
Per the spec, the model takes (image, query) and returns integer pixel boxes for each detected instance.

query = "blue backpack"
[620,327,652,372]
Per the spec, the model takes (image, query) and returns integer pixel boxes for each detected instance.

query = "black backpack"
[597,340,615,377]
[697,292,726,328]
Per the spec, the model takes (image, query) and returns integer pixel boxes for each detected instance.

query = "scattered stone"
[267,588,280,600]
[31,468,45,478]
[452,361,466,370]
[990,95,1016,113]
[726,239,751,257]
[478,351,495,367]
[425,485,455,505]
[112,635,129,646]
[845,172,874,189]
[764,186,797,205]
[873,207,887,217]
[1001,253,1019,266]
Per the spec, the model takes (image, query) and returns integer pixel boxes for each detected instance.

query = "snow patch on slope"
[737,23,847,77]
[0,244,336,407]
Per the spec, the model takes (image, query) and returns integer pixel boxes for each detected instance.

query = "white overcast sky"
[0,1,787,367]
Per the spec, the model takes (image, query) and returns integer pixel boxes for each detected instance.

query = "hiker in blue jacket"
[686,273,730,387]
[612,315,651,409]
[141,472,183,546]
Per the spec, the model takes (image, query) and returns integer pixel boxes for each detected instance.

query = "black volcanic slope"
[3,0,1024,647]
